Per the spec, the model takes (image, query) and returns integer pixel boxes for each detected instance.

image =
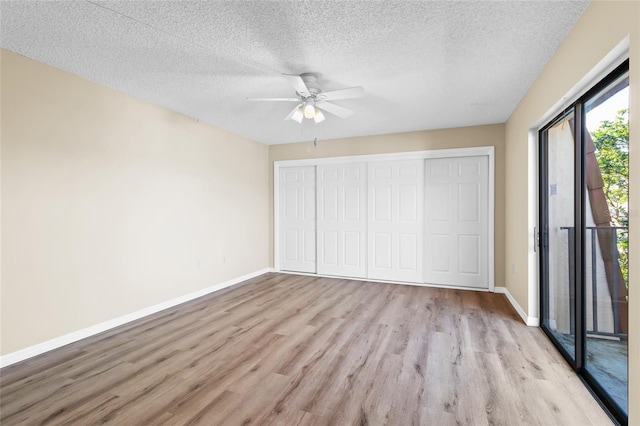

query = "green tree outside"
[591,108,629,288]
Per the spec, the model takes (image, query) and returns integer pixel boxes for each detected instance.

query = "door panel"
[317,163,367,278]
[344,232,361,266]
[540,110,577,360]
[424,156,488,288]
[399,234,418,270]
[279,166,316,273]
[431,235,450,272]
[368,160,423,283]
[373,233,392,268]
[459,235,480,273]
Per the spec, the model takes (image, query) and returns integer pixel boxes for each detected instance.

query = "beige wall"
[0,50,270,355]
[504,1,639,423]
[268,124,506,287]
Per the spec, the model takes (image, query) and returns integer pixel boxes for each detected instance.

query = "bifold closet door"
[317,163,367,278]
[424,156,489,288]
[368,160,424,283]
[278,166,316,273]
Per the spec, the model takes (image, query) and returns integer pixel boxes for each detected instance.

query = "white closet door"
[424,156,488,288]
[317,163,367,278]
[368,159,424,283]
[279,166,316,273]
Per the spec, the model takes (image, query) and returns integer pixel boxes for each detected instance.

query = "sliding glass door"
[540,60,629,424]
[540,107,577,363]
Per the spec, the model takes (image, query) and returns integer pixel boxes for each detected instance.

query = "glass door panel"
[583,71,629,417]
[541,110,576,362]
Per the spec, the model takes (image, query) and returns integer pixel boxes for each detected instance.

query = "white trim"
[487,147,496,292]
[0,268,273,368]
[495,286,540,326]
[532,36,629,130]
[274,146,496,290]
[274,146,495,169]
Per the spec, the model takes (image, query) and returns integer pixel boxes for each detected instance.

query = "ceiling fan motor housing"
[300,73,321,97]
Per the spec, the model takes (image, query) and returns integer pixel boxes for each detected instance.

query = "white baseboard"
[0,268,273,368]
[494,286,540,327]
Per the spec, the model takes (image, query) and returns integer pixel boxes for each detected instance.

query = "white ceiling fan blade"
[282,74,310,97]
[316,101,354,119]
[319,86,365,101]
[247,97,300,102]
[284,104,304,122]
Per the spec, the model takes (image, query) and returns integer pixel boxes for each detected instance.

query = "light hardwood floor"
[1,273,612,425]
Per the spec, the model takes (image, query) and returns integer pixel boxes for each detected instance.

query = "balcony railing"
[559,226,628,339]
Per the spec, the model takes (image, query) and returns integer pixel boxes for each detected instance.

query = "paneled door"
[317,163,367,278]
[424,156,489,288]
[368,159,424,283]
[279,166,316,273]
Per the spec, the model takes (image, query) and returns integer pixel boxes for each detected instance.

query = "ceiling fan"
[247,73,365,123]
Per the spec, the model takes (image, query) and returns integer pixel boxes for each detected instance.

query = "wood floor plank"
[0,273,613,425]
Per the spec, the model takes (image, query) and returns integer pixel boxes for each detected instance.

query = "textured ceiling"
[0,1,589,145]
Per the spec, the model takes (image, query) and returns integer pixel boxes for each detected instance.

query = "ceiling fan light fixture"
[313,109,325,123]
[303,101,316,119]
[291,107,304,123]
[250,73,364,123]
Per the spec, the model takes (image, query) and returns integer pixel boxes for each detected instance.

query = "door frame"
[528,38,629,327]
[274,146,495,291]
[537,59,629,425]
